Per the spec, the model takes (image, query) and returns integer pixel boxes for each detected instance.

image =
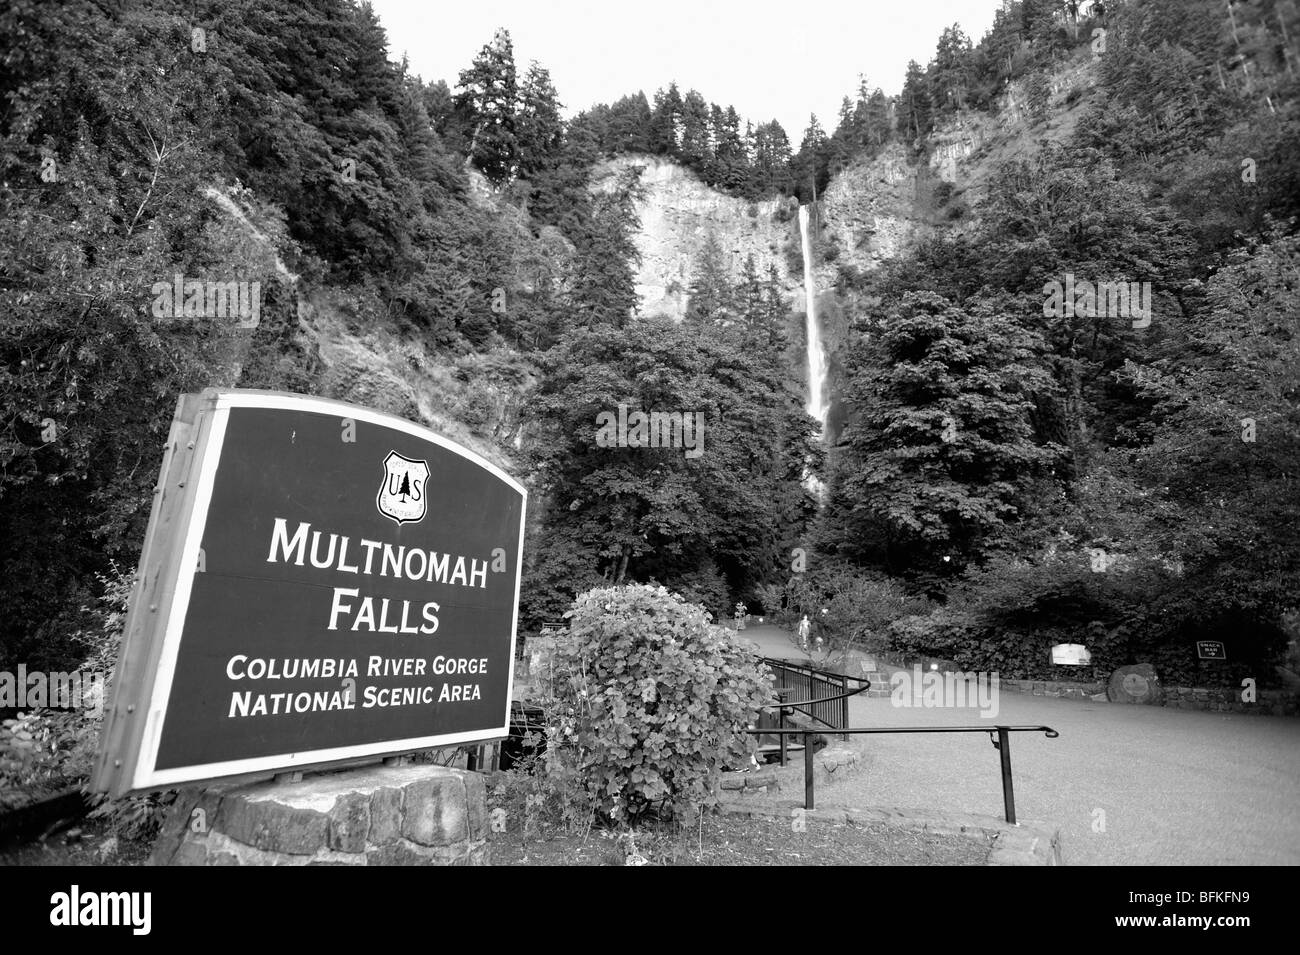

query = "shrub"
[0,561,174,840]
[662,560,730,621]
[782,562,933,654]
[886,607,983,666]
[544,584,775,828]
[1,565,124,805]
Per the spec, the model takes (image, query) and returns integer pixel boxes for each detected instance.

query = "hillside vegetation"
[2,0,1298,696]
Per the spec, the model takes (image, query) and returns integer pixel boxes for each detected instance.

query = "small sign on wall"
[1050,643,1092,666]
[1196,641,1227,660]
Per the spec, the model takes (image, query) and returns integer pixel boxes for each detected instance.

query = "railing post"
[839,673,849,741]
[997,726,1016,825]
[778,690,788,767]
[803,730,814,810]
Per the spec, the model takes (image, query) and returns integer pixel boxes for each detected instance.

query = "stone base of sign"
[151,763,488,866]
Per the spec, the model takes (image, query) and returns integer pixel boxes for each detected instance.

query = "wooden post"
[91,392,211,797]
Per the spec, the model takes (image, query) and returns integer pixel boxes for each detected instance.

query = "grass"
[487,811,992,866]
[0,817,152,867]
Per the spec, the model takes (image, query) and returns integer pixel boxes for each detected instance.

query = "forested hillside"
[0,0,815,678]
[812,0,1300,686]
[2,0,1298,698]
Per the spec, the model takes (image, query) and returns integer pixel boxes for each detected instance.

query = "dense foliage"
[543,585,775,826]
[3,0,1297,724]
[814,0,1300,685]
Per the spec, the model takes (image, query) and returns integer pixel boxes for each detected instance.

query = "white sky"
[368,0,1004,137]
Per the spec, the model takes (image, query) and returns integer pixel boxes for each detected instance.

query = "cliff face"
[818,141,921,287]
[592,145,927,324]
[588,149,926,443]
[592,155,803,320]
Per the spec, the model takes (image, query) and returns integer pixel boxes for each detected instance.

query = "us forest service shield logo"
[376,450,431,525]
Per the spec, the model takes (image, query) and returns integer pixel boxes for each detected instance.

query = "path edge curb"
[718,799,1063,866]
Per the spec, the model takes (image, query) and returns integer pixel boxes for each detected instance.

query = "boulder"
[1107,664,1164,705]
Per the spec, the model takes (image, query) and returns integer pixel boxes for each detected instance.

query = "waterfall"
[798,205,828,432]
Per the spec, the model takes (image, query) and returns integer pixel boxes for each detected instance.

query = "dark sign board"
[93,390,525,796]
[1196,641,1227,660]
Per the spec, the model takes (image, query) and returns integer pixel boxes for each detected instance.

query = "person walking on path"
[797,614,811,651]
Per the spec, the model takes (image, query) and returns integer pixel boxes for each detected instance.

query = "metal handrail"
[761,656,869,734]
[760,656,872,686]
[744,724,1058,824]
[765,682,871,710]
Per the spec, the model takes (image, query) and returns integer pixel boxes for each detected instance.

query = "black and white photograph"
[0,0,1296,916]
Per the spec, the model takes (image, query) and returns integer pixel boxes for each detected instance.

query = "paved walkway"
[734,625,1300,865]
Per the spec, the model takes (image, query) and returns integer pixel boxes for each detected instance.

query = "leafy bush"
[781,562,934,654]
[886,607,985,666]
[544,585,775,827]
[0,562,174,840]
[0,562,129,792]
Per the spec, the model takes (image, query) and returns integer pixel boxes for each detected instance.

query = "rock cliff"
[592,155,803,320]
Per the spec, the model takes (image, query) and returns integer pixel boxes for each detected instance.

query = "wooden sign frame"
[92,389,526,797]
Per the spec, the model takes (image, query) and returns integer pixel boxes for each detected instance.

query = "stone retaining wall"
[872,652,1299,716]
[1163,685,1298,716]
[997,677,1297,715]
[152,763,489,865]
[998,678,1104,700]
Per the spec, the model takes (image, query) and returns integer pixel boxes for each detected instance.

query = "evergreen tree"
[515,61,564,180]
[736,254,765,330]
[932,23,974,114]
[455,27,518,184]
[792,113,827,200]
[649,82,684,155]
[679,89,712,171]
[751,120,793,194]
[761,264,791,349]
[898,59,932,144]
[685,232,735,327]
[571,169,643,327]
[608,91,652,153]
